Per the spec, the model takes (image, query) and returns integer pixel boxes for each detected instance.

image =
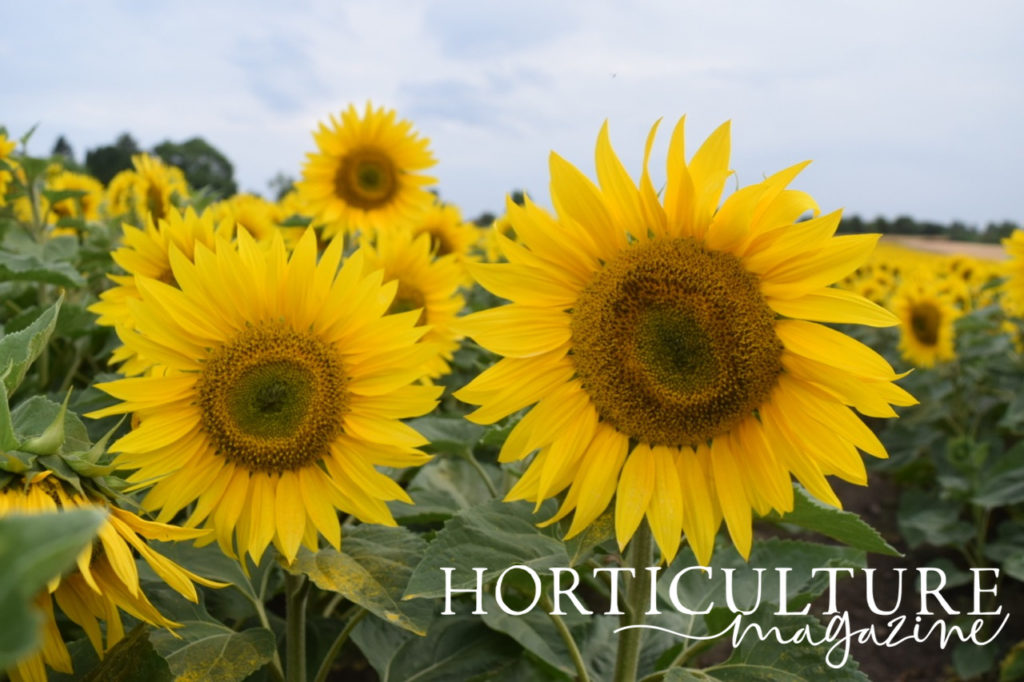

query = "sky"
[3,0,1023,227]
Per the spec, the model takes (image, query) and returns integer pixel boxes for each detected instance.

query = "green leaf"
[404,499,568,600]
[953,639,998,680]
[381,616,520,682]
[0,250,84,287]
[0,381,16,451]
[149,540,261,604]
[1002,551,1024,583]
[897,488,973,549]
[81,624,172,682]
[42,189,88,205]
[0,298,62,394]
[350,612,417,680]
[701,606,869,681]
[286,525,432,635]
[392,456,500,524]
[973,442,1024,508]
[0,508,106,670]
[564,508,615,566]
[407,416,485,454]
[149,622,276,682]
[478,593,582,678]
[11,395,91,453]
[770,485,900,556]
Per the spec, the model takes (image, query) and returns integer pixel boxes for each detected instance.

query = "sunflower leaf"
[0,250,84,287]
[769,484,901,556]
[149,622,276,682]
[404,499,567,601]
[286,525,432,635]
[379,616,521,682]
[80,624,172,682]
[0,508,106,670]
[0,297,62,394]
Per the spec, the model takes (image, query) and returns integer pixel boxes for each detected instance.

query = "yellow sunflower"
[362,229,465,378]
[298,102,437,239]
[0,131,16,206]
[1002,230,1024,318]
[2,472,221,682]
[113,154,189,224]
[209,193,284,243]
[893,271,961,368]
[45,169,104,223]
[89,207,233,375]
[88,229,441,564]
[456,118,915,565]
[482,213,516,263]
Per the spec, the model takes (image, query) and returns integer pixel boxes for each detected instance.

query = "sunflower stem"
[285,572,309,682]
[464,447,499,498]
[613,521,653,682]
[540,594,591,682]
[313,607,367,682]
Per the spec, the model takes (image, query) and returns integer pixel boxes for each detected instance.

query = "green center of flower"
[197,321,348,472]
[570,237,783,448]
[910,302,941,346]
[335,147,398,210]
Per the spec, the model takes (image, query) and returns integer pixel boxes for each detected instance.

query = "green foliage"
[154,137,237,197]
[84,133,139,184]
[149,622,277,682]
[0,508,105,670]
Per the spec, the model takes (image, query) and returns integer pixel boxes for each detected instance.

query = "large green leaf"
[286,525,432,635]
[149,622,276,682]
[391,455,501,524]
[407,416,485,455]
[897,488,973,549]
[973,442,1024,508]
[0,298,61,394]
[770,485,900,556]
[404,499,568,600]
[0,250,84,287]
[0,508,106,669]
[0,381,16,451]
[80,624,172,682]
[478,592,583,679]
[381,617,520,682]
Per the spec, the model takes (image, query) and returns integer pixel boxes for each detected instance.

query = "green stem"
[285,573,309,682]
[539,595,591,682]
[250,579,284,682]
[464,448,499,498]
[313,608,368,682]
[612,521,654,682]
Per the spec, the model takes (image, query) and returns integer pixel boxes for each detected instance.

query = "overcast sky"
[4,1,1023,226]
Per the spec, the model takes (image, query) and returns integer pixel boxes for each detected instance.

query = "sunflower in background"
[45,168,104,224]
[456,118,914,565]
[0,131,18,205]
[1002,229,1024,318]
[298,103,436,240]
[90,229,441,564]
[892,271,961,368]
[481,213,516,263]
[362,229,466,378]
[89,207,233,375]
[2,472,222,682]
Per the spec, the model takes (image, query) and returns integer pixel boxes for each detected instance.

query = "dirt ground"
[882,236,1007,261]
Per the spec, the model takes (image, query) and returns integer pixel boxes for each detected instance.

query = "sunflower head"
[457,118,914,565]
[1,472,221,682]
[893,270,961,368]
[90,229,442,564]
[298,102,437,240]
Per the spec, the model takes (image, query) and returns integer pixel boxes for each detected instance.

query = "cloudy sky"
[4,1,1022,226]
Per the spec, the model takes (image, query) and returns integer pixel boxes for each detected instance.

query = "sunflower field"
[1,106,1022,682]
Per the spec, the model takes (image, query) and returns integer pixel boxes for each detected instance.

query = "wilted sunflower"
[89,229,441,564]
[362,229,465,378]
[298,102,436,239]
[89,207,233,375]
[2,472,221,682]
[456,118,915,565]
[893,272,960,368]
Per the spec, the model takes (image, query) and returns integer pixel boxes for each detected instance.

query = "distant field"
[882,235,1007,260]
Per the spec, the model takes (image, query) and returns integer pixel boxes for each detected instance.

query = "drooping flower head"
[456,118,915,565]
[1,473,221,682]
[298,102,437,240]
[89,229,441,564]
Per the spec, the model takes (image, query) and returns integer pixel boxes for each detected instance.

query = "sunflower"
[456,118,915,565]
[2,472,221,682]
[409,200,480,262]
[362,228,465,378]
[209,193,285,243]
[107,154,189,224]
[1002,230,1024,318]
[89,207,233,375]
[45,169,104,222]
[0,131,16,206]
[298,103,436,240]
[482,213,516,263]
[893,271,960,368]
[88,229,441,564]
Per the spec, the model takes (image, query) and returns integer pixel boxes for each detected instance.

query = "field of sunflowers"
[1,105,1023,682]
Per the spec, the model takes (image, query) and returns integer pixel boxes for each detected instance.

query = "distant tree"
[472,211,496,227]
[267,172,295,201]
[510,189,528,206]
[85,133,139,184]
[51,136,74,163]
[154,137,237,197]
